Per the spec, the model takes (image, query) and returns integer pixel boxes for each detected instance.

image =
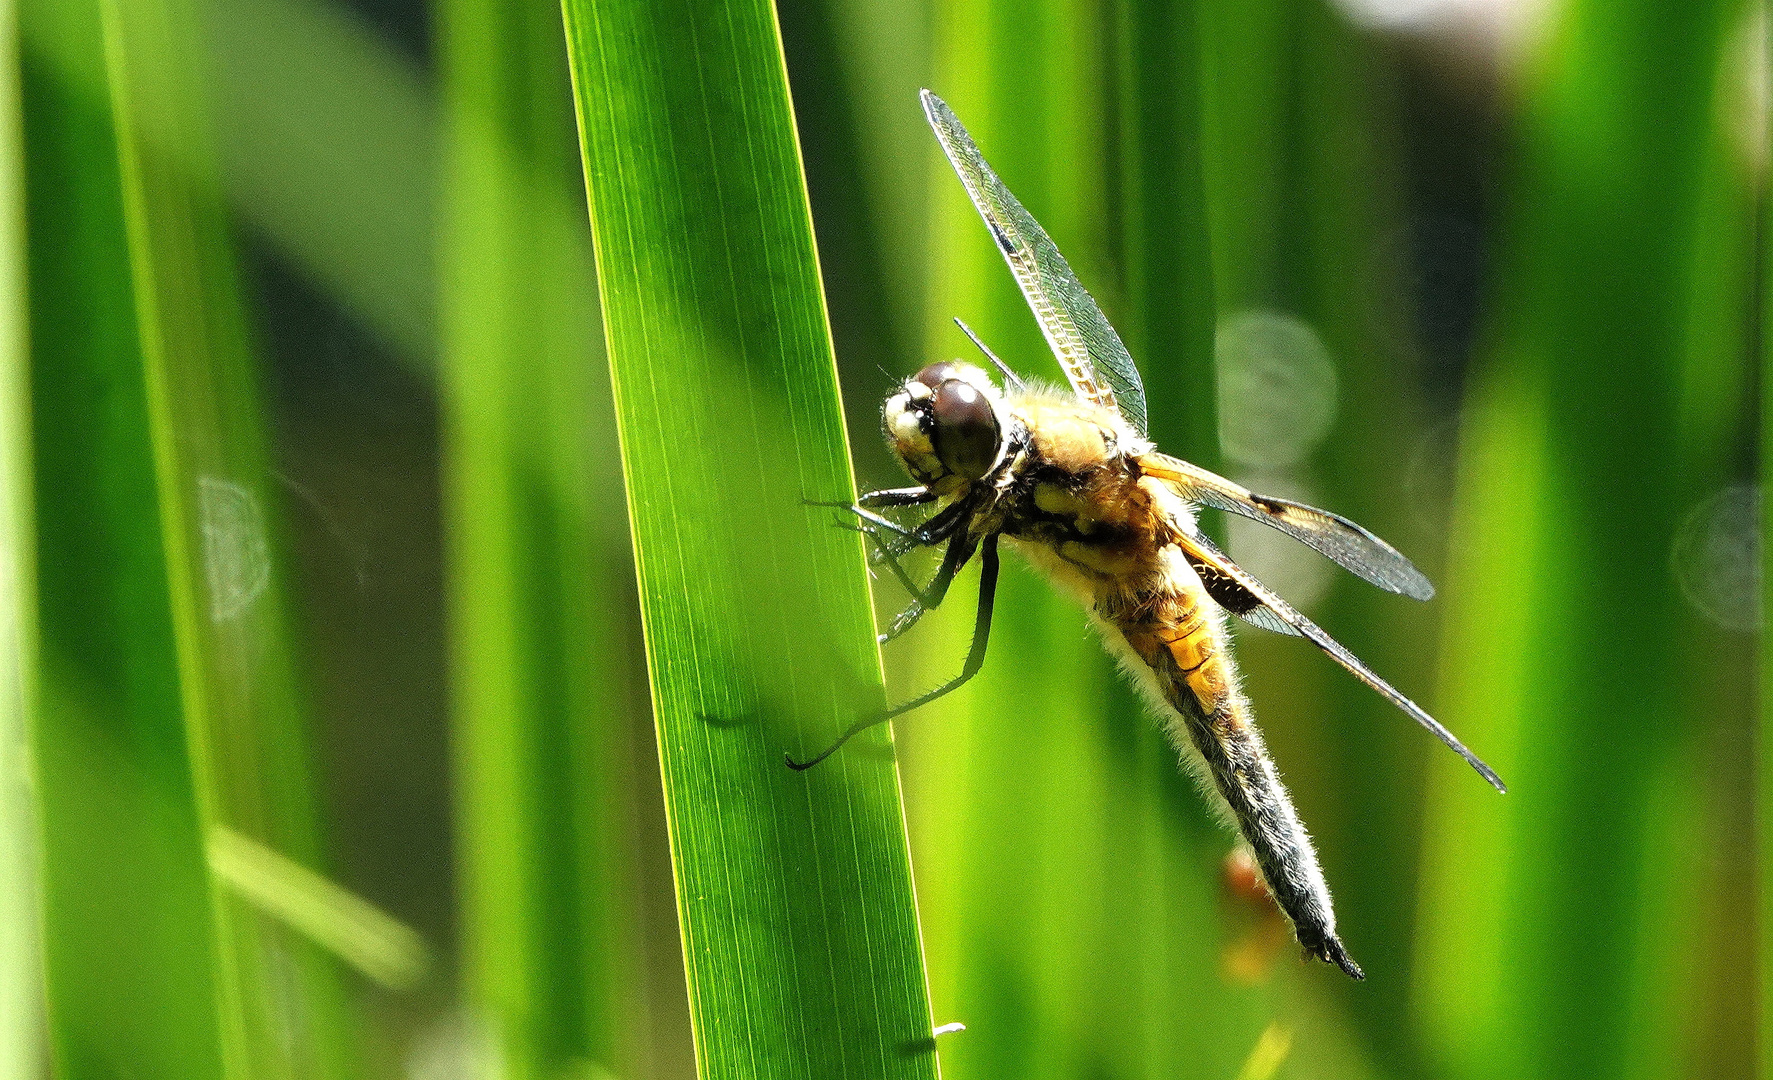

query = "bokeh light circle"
[1215,309,1339,471]
[1671,483,1762,633]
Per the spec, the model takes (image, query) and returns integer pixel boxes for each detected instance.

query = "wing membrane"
[1142,453,1434,600]
[922,90,1149,436]
[1177,528,1505,793]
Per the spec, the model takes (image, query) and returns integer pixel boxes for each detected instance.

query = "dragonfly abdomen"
[1112,581,1364,980]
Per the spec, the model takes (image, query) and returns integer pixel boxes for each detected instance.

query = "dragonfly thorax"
[882,362,1008,494]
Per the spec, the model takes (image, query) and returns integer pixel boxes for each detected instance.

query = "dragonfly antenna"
[954,318,1024,390]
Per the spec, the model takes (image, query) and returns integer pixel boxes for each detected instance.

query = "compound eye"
[914,362,960,390]
[931,379,1000,480]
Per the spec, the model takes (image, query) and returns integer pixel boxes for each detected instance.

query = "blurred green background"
[2,0,1762,1076]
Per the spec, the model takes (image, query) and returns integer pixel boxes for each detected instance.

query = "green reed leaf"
[559,1,940,1077]
[23,0,228,1071]
[26,0,366,1072]
[1417,3,1738,1079]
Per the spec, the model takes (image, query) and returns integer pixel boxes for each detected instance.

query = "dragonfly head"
[883,362,1006,493]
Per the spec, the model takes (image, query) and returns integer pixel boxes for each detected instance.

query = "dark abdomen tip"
[1311,937,1365,980]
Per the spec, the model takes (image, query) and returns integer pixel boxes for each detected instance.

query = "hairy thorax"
[987,395,1192,608]
[986,394,1237,723]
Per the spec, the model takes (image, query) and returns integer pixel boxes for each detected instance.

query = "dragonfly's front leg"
[826,493,968,565]
[857,486,936,509]
[807,487,933,540]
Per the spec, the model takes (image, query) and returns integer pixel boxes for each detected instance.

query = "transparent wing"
[922,89,1149,436]
[1177,527,1505,793]
[1141,453,1435,600]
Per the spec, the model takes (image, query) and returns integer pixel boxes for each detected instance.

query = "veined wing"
[922,90,1149,436]
[1176,527,1506,793]
[1141,452,1434,600]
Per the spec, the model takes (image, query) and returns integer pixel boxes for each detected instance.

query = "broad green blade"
[0,0,38,1072]
[1415,2,1737,1079]
[27,0,366,1072]
[110,0,371,1068]
[440,0,683,1074]
[559,2,939,1078]
[22,0,227,1071]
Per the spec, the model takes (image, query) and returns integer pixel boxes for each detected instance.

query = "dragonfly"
[789,89,1505,980]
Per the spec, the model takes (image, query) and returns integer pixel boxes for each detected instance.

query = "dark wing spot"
[987,219,1017,257]
[1186,553,1264,615]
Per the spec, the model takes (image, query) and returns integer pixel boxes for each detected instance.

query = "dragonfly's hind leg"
[786,534,999,771]
[879,533,998,711]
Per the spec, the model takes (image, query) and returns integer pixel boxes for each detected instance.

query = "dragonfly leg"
[837,503,921,541]
[810,488,970,552]
[878,532,973,643]
[786,534,999,771]
[859,526,927,600]
[857,486,936,509]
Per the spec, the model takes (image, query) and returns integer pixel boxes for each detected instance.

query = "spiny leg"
[805,490,933,552]
[813,502,920,544]
[857,486,936,509]
[878,533,998,716]
[786,533,1000,771]
[807,487,938,534]
[827,516,956,631]
[895,496,974,546]
[878,531,973,643]
[807,488,977,640]
[808,486,971,551]
[847,495,985,639]
[855,521,930,604]
[805,487,933,512]
[851,495,974,547]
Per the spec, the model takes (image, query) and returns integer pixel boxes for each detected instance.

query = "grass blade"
[35,0,367,1071]
[22,0,228,1071]
[0,0,38,1071]
[206,826,429,992]
[1414,3,1737,1077]
[560,1,940,1077]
